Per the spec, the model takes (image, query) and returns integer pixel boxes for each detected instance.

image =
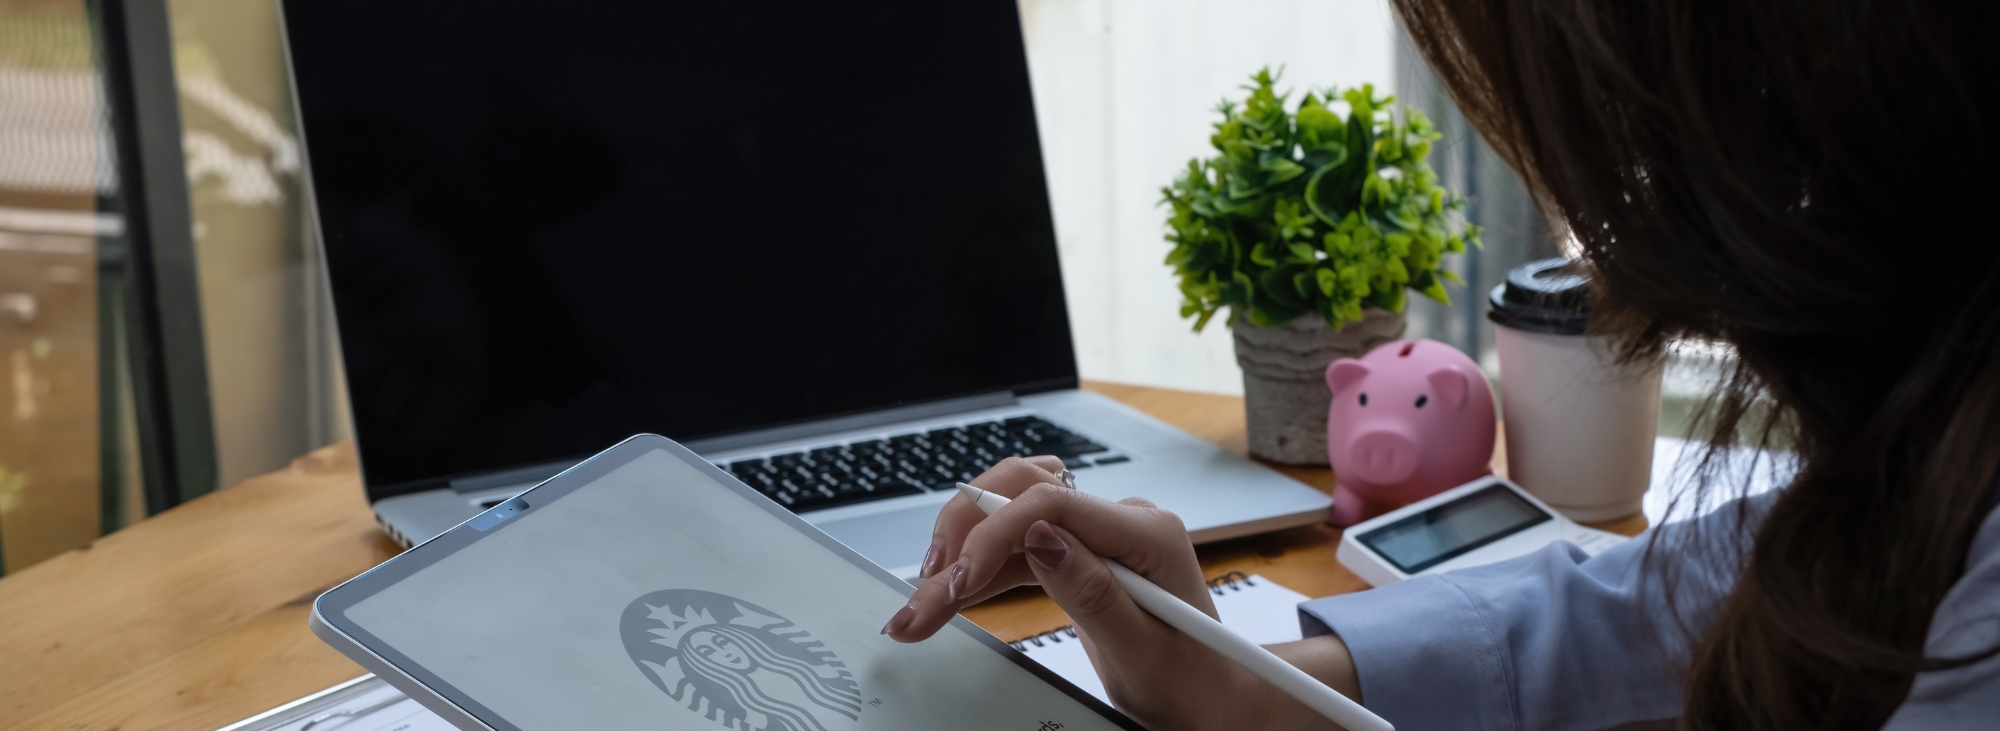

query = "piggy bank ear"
[1326,359,1370,393]
[1427,366,1473,409]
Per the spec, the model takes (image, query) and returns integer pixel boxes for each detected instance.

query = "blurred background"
[0,0,1576,574]
[1,0,132,574]
[0,0,346,574]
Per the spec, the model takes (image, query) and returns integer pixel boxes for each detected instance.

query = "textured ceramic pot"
[1233,309,1408,466]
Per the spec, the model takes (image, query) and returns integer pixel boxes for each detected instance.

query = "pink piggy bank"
[1324,339,1496,526]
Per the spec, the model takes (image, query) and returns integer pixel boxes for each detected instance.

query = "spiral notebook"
[1008,572,1313,705]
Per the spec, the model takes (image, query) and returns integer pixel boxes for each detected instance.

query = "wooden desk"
[0,382,1647,731]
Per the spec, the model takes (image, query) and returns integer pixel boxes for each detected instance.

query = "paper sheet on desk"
[217,678,454,731]
[277,690,456,731]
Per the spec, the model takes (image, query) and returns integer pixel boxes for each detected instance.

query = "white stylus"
[954,483,1393,731]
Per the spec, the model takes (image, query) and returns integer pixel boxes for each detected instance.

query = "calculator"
[1337,476,1629,587]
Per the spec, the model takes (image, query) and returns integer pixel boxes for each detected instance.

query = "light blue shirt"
[1298,494,2000,729]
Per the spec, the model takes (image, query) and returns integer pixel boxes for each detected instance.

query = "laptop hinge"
[683,390,1020,455]
[448,460,577,494]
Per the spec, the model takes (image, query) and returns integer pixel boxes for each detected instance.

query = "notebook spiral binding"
[1007,571,1259,651]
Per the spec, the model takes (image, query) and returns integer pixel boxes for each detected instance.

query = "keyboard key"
[1012,416,1058,430]
[800,480,923,510]
[1093,455,1131,466]
[1046,436,1108,457]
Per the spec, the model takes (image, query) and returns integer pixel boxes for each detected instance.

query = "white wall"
[1020,0,1400,395]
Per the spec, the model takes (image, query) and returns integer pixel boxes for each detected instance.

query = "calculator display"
[1355,485,1551,574]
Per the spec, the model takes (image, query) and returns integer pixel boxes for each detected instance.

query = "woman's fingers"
[946,483,1213,615]
[883,554,1038,641]
[918,455,1066,578]
[1021,521,1229,727]
[888,457,1203,648]
[1022,455,1068,475]
[1021,521,1148,625]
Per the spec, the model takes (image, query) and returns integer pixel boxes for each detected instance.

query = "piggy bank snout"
[1346,429,1420,486]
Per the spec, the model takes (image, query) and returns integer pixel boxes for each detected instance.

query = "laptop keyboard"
[717,415,1127,513]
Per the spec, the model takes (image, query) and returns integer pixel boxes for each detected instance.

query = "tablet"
[312,434,1139,731]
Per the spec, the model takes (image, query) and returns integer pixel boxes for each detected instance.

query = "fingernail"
[1024,521,1069,570]
[919,539,942,579]
[880,601,918,635]
[947,562,968,602]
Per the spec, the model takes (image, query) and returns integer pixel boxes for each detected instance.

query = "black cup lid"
[1487,257,1590,335]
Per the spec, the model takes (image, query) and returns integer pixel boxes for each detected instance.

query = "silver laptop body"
[376,388,1329,578]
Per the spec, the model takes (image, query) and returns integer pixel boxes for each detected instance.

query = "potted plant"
[1163,69,1479,465]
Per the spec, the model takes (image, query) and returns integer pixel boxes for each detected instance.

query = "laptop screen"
[284,0,1077,496]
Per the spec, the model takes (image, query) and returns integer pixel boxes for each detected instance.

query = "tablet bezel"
[312,433,1142,730]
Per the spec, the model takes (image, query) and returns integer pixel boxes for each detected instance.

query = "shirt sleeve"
[1883,504,2000,729]
[1297,496,1769,731]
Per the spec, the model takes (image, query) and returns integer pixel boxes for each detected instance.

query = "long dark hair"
[1386,0,2000,728]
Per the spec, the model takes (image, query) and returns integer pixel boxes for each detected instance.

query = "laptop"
[281,0,1331,578]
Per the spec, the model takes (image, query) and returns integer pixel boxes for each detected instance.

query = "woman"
[881,1,1999,728]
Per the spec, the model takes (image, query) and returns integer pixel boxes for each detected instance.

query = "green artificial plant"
[1163,68,1480,332]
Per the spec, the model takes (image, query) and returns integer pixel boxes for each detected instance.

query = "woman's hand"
[877,456,1332,730]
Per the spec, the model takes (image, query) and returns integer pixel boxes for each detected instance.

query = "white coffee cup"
[1488,259,1662,523]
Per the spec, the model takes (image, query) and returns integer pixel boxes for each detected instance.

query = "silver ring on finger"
[1056,468,1077,490]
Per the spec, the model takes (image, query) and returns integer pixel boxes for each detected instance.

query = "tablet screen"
[334,444,1129,731]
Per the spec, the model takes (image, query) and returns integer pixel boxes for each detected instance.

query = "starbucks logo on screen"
[621,590,862,731]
